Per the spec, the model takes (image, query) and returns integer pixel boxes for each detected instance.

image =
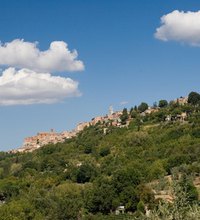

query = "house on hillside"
[174,96,188,105]
[165,112,187,122]
[144,107,159,114]
[76,122,90,132]
[176,112,187,121]
[91,116,104,125]
[115,205,125,215]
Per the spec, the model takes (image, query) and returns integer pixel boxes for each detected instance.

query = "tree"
[120,186,138,211]
[134,105,138,111]
[148,160,166,180]
[46,183,83,220]
[130,107,134,115]
[153,102,157,108]
[112,168,141,193]
[144,177,200,220]
[135,116,142,131]
[99,147,110,157]
[154,110,166,122]
[0,199,38,220]
[137,200,145,213]
[85,177,117,214]
[138,102,148,113]
[120,108,129,125]
[177,174,199,203]
[158,100,168,108]
[130,110,138,119]
[76,163,97,183]
[188,91,200,106]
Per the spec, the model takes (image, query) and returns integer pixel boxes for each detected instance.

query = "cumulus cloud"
[0,68,80,105]
[155,10,200,46]
[0,39,84,72]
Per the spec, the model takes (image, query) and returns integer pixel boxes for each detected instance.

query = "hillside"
[1,93,200,219]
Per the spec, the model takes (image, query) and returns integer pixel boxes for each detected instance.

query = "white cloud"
[120,101,128,105]
[0,68,80,105]
[0,39,84,72]
[155,10,200,46]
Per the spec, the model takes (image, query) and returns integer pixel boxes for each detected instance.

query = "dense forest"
[1,92,200,219]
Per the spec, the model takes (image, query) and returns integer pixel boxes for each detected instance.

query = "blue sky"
[1,0,200,150]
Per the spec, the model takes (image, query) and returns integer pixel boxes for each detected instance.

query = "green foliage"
[84,145,93,154]
[137,200,145,213]
[45,183,83,220]
[119,185,138,211]
[84,177,116,214]
[130,110,138,119]
[176,174,199,203]
[148,160,167,180]
[120,108,129,125]
[191,128,200,138]
[99,146,110,157]
[138,102,148,113]
[147,176,199,220]
[76,163,97,183]
[0,199,41,220]
[158,100,168,108]
[112,168,141,196]
[136,184,154,205]
[188,91,200,105]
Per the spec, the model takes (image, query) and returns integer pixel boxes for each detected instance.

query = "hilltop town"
[10,106,123,153]
[2,92,200,220]
[11,96,188,153]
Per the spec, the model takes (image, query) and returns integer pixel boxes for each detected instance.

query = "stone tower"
[109,105,114,115]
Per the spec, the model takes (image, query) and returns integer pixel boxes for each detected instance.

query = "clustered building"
[175,96,188,105]
[11,129,77,153]
[10,96,188,153]
[74,108,123,133]
[11,107,123,153]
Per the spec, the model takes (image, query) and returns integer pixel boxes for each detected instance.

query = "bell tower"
[109,105,114,115]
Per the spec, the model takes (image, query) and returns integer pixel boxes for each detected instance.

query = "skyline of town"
[10,95,188,153]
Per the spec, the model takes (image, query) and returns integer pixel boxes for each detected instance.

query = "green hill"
[1,94,200,219]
